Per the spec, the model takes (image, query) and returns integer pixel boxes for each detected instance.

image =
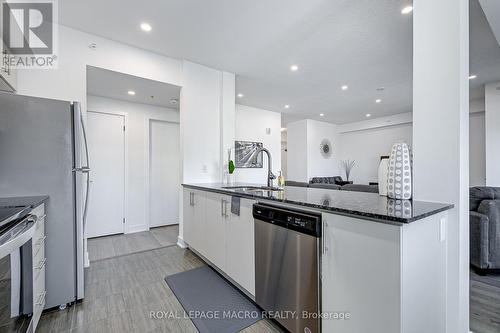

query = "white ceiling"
[470,0,500,101]
[86,66,181,109]
[62,0,500,124]
[478,0,500,45]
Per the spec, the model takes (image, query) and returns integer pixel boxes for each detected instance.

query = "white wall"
[234,104,281,183]
[287,120,308,181]
[306,120,340,179]
[87,95,179,233]
[330,106,484,186]
[470,112,486,186]
[339,124,413,184]
[286,119,339,181]
[485,81,500,186]
[16,25,181,112]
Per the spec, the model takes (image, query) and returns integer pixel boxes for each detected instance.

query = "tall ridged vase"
[378,158,389,196]
[387,142,412,200]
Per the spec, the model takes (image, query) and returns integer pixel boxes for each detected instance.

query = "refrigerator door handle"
[78,105,91,227]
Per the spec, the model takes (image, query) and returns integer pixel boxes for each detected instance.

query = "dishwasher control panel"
[253,203,321,237]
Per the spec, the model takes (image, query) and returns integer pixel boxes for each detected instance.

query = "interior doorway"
[148,119,180,227]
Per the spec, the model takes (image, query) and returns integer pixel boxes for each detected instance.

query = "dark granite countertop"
[182,183,453,225]
[0,196,49,209]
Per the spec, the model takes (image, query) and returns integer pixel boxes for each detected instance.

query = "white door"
[149,120,180,227]
[86,111,125,238]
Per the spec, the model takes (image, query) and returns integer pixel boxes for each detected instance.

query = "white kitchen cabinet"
[322,212,447,333]
[182,189,207,255]
[183,188,256,296]
[204,191,229,271]
[225,198,255,295]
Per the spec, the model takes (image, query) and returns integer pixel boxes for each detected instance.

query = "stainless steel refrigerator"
[0,91,90,309]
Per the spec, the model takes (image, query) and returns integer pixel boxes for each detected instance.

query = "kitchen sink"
[222,185,283,191]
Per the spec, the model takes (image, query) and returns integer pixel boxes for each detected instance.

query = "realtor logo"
[2,0,58,68]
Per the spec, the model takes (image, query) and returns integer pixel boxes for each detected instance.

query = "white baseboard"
[177,236,188,249]
[126,224,148,234]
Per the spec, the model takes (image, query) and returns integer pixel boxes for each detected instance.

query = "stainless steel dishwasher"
[253,203,321,333]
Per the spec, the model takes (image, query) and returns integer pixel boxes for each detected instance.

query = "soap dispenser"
[277,171,285,188]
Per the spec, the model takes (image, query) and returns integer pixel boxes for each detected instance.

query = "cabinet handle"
[35,258,47,270]
[190,192,194,206]
[224,200,228,217]
[221,199,225,217]
[36,235,47,248]
[36,291,46,306]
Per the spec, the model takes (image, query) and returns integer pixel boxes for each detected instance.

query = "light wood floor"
[470,270,500,333]
[37,232,283,333]
[87,225,179,261]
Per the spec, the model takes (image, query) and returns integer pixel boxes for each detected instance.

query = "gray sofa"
[285,180,378,194]
[470,187,500,272]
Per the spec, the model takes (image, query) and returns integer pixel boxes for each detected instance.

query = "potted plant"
[227,148,235,184]
[341,159,355,182]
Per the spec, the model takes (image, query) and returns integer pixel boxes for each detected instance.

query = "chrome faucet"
[254,147,276,187]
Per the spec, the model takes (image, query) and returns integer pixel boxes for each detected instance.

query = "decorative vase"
[387,142,412,200]
[226,173,234,185]
[378,158,389,196]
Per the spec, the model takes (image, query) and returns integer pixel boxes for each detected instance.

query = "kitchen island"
[181,183,453,333]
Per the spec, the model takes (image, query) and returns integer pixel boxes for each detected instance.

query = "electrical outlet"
[202,164,208,173]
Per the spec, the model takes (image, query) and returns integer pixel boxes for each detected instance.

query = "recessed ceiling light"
[280,128,287,132]
[341,85,348,90]
[290,65,299,72]
[319,113,324,117]
[128,90,136,96]
[237,93,244,98]
[284,104,290,109]
[401,6,413,14]
[140,22,152,32]
[468,75,477,80]
[375,99,382,103]
[366,113,371,117]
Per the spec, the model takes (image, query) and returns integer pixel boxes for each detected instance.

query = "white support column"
[413,1,469,333]
[220,72,236,183]
[485,81,500,186]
